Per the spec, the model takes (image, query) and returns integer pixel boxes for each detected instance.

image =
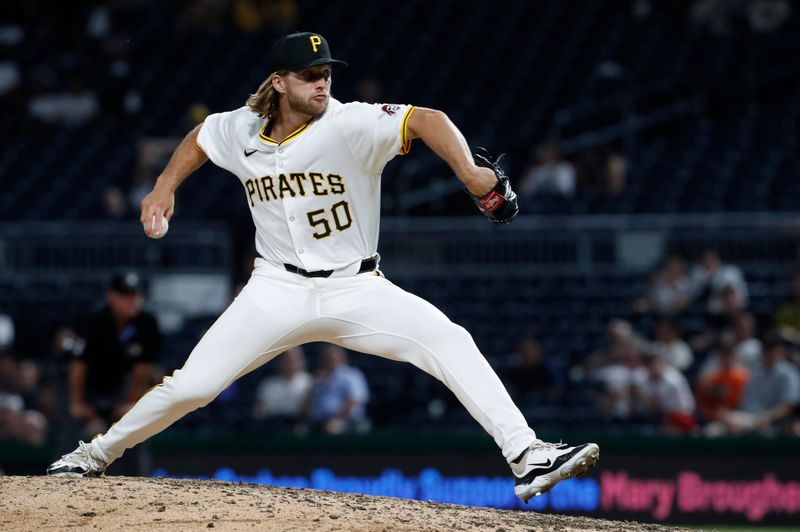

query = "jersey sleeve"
[196,109,240,171]
[338,102,415,174]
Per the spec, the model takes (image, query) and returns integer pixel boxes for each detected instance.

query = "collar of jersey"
[259,116,314,146]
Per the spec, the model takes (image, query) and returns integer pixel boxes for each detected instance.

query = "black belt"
[283,256,378,278]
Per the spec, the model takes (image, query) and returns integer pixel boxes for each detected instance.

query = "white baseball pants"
[94,259,536,463]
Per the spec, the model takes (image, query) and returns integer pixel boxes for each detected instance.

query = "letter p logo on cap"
[310,35,321,52]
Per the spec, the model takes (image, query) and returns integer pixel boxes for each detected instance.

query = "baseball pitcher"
[48,32,599,502]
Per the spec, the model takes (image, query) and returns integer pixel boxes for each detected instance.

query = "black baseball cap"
[266,32,348,73]
[108,271,143,294]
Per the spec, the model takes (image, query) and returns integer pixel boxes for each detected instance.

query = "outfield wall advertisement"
[148,447,800,526]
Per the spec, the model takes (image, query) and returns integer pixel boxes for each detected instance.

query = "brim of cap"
[286,57,348,70]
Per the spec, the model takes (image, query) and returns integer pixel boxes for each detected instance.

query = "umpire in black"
[63,271,162,439]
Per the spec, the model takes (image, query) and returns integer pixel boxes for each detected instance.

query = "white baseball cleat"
[46,441,108,477]
[511,440,600,502]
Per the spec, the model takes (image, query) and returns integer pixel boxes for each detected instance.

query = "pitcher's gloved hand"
[467,149,519,224]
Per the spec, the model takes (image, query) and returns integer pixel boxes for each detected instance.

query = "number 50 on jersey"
[244,172,352,239]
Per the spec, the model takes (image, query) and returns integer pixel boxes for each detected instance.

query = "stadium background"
[1,0,798,528]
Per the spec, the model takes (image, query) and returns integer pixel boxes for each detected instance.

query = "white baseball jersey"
[196,98,414,271]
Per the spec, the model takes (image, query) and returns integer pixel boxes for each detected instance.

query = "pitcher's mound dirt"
[0,476,685,531]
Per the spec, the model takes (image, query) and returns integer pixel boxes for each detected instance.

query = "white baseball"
[150,214,169,239]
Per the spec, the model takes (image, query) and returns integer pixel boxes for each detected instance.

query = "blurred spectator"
[575,144,627,196]
[253,347,311,420]
[0,59,20,97]
[746,0,792,33]
[696,336,749,422]
[304,345,369,435]
[632,353,696,433]
[594,344,640,419]
[0,310,14,353]
[28,75,99,127]
[705,341,800,436]
[0,392,47,445]
[699,326,761,375]
[715,285,748,325]
[633,254,690,316]
[641,318,693,371]
[583,318,636,373]
[519,142,576,197]
[732,312,762,369]
[58,271,162,438]
[774,272,800,346]
[11,358,54,419]
[689,0,790,36]
[86,5,111,40]
[507,338,557,401]
[690,302,746,358]
[583,320,642,418]
[687,248,749,317]
[0,355,48,445]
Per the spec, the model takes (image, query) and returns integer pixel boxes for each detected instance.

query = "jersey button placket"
[276,146,304,264]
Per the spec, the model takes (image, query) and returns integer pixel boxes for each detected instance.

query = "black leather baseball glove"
[467,149,519,224]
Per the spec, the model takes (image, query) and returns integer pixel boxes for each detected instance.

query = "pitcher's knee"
[424,322,476,352]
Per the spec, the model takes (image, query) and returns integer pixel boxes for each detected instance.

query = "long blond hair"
[246,72,283,118]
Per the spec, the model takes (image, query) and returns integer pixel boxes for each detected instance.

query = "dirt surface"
[0,476,687,531]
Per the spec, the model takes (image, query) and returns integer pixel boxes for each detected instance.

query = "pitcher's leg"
[327,276,535,462]
[94,287,299,462]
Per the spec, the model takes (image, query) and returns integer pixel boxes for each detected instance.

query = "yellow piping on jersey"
[400,106,415,154]
[259,117,313,145]
[194,141,206,155]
